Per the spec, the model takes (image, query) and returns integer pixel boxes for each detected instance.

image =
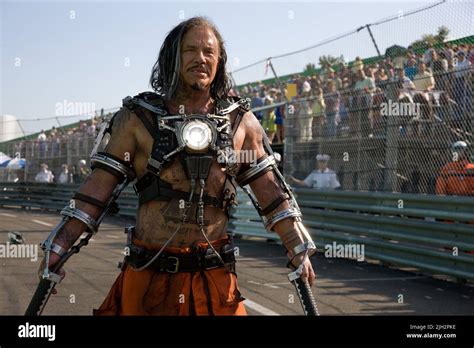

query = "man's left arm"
[236,112,316,285]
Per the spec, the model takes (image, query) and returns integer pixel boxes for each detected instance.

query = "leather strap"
[72,193,107,209]
[125,246,236,273]
[261,194,289,216]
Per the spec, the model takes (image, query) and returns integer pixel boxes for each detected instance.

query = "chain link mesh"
[0,1,472,195]
[233,1,473,194]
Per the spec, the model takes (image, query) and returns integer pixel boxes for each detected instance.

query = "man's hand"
[289,252,316,287]
[37,252,65,295]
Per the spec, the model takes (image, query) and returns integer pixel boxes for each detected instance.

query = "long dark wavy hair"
[149,17,232,100]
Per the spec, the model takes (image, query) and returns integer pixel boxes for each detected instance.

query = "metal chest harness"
[31,92,319,316]
[122,91,251,271]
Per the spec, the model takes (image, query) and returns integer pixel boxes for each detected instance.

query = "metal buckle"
[166,256,179,273]
[146,157,163,177]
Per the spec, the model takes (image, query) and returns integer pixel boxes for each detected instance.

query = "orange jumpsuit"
[435,159,474,254]
[94,238,247,316]
[435,159,474,196]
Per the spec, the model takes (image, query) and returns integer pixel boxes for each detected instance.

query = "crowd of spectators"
[237,42,473,143]
[34,159,91,184]
[2,41,472,190]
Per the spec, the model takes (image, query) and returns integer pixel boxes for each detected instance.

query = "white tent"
[0,152,12,167]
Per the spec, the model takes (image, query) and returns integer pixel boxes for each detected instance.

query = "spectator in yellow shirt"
[413,62,435,102]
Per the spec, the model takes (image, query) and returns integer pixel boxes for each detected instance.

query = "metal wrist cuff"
[49,242,67,257]
[290,241,317,258]
[60,206,99,234]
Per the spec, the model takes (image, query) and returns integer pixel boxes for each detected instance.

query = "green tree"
[410,26,450,50]
[318,55,338,68]
[304,62,316,75]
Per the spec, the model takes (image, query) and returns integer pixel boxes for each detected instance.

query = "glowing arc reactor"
[181,119,214,152]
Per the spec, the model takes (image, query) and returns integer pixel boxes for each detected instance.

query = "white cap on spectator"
[79,159,86,166]
[316,154,330,161]
[302,80,311,93]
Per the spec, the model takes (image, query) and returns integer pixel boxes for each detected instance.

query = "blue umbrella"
[7,158,25,170]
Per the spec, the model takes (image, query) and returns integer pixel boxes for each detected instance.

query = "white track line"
[32,219,53,227]
[244,298,280,316]
[247,280,280,289]
[106,234,119,239]
[0,213,17,217]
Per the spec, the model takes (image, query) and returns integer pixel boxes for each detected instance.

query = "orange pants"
[94,238,247,316]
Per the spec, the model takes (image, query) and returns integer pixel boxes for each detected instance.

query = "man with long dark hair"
[36,17,316,316]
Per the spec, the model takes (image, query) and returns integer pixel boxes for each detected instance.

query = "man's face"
[419,63,425,73]
[317,161,328,171]
[180,27,220,92]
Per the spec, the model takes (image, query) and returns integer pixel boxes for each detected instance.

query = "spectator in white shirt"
[302,78,312,94]
[453,50,472,122]
[37,130,47,142]
[423,43,435,65]
[35,163,54,183]
[57,163,71,184]
[454,50,471,79]
[289,154,341,190]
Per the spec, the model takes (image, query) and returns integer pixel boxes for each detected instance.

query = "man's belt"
[125,243,236,273]
[133,173,224,208]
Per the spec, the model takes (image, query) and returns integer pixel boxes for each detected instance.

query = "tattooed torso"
[131,104,245,248]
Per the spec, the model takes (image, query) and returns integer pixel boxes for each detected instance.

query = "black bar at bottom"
[1,316,473,345]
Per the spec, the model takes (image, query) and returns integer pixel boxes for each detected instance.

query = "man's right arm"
[51,107,139,251]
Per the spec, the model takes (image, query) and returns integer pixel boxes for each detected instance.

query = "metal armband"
[90,152,135,181]
[236,150,302,231]
[60,206,99,234]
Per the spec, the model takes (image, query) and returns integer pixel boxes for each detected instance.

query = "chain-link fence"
[282,67,472,194]
[232,0,473,194]
[0,107,119,183]
[0,1,472,195]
